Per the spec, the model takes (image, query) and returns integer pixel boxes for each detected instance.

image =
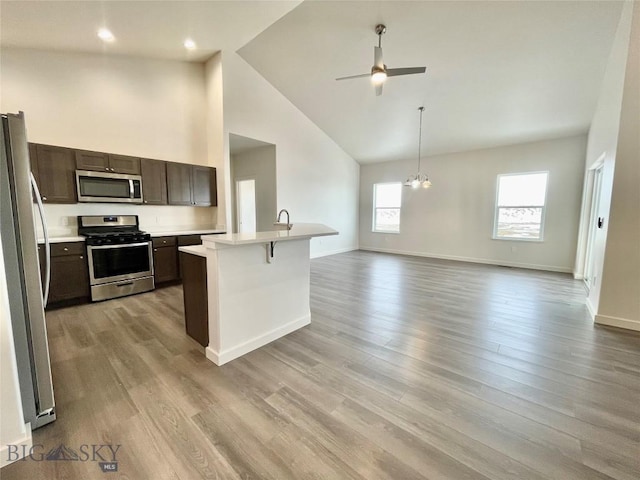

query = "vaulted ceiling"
[1,1,623,164]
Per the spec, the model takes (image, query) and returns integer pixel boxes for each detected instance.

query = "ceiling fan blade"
[375,83,383,96]
[335,73,371,81]
[386,67,427,77]
[374,46,384,69]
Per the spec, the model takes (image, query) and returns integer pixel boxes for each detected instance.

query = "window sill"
[491,236,543,243]
[372,230,401,235]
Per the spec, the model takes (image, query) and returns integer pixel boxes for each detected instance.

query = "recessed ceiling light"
[97,28,115,42]
[184,38,197,50]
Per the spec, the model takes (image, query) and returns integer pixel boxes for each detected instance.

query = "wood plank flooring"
[3,250,640,479]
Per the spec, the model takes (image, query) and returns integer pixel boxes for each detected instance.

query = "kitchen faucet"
[276,209,292,230]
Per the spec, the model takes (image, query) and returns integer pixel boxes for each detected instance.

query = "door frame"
[235,176,257,234]
[583,162,604,292]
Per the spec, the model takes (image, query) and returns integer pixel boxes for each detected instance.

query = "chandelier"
[404,106,432,189]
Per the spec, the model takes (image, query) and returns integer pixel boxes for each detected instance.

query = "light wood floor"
[3,251,640,479]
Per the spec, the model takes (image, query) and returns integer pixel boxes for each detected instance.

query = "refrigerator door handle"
[30,172,50,306]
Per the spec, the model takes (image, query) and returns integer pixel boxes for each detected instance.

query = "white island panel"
[205,239,311,365]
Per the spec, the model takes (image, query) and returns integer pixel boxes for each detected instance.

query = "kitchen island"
[180,223,338,365]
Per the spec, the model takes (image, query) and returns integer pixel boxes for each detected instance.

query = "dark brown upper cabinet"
[29,143,40,202]
[192,166,217,207]
[140,158,167,205]
[32,144,77,203]
[107,154,141,174]
[75,149,109,172]
[167,163,193,205]
[76,149,140,174]
[167,162,217,207]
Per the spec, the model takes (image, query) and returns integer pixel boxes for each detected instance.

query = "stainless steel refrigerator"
[1,111,56,429]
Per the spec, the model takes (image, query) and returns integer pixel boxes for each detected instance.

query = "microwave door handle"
[129,179,134,199]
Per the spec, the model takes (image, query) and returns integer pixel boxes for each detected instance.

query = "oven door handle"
[87,241,151,250]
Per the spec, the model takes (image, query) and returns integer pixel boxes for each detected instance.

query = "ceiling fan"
[336,24,426,96]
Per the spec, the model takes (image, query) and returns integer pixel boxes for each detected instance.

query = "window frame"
[492,171,549,242]
[372,182,402,234]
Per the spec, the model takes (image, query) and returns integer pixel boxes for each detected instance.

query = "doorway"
[229,133,277,234]
[236,178,256,234]
[584,164,604,292]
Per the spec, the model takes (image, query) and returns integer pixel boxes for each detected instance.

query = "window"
[494,172,548,240]
[373,182,402,233]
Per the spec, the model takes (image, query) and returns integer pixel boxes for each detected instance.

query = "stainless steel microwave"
[76,170,143,204]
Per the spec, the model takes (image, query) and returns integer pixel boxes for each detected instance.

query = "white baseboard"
[0,426,32,468]
[359,246,573,274]
[206,314,310,365]
[595,314,640,332]
[310,246,358,259]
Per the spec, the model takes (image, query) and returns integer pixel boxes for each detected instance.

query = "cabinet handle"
[63,247,68,251]
[42,196,47,201]
[80,256,84,259]
[144,200,148,204]
[154,248,157,252]
[162,240,166,244]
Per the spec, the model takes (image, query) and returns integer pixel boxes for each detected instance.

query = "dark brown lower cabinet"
[47,242,90,307]
[180,252,208,347]
[152,237,179,284]
[177,235,203,279]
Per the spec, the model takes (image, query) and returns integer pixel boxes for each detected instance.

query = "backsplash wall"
[37,204,219,237]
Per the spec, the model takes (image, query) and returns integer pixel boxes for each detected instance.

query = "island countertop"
[178,245,207,257]
[201,223,338,246]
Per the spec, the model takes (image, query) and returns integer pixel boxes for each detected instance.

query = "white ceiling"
[1,1,623,164]
[0,0,301,61]
[238,1,623,163]
[229,133,274,155]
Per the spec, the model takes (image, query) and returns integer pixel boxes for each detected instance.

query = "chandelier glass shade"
[404,106,432,189]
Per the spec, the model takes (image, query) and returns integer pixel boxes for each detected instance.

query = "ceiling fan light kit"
[336,24,426,96]
[405,106,432,189]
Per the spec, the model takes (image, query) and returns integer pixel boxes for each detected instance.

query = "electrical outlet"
[61,217,69,226]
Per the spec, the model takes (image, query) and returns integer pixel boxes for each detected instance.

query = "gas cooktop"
[77,215,151,245]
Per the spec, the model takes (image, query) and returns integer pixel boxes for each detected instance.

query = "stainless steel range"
[78,215,154,301]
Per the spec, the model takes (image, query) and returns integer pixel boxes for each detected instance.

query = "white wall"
[0,240,32,467]
[360,135,587,272]
[230,145,277,233]
[1,48,209,163]
[1,47,219,234]
[597,1,640,330]
[39,204,217,238]
[205,52,225,228]
[574,2,634,318]
[220,53,359,257]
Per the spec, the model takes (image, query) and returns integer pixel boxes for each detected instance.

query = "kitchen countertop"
[39,228,226,244]
[148,228,226,237]
[40,236,85,244]
[201,223,338,246]
[178,245,207,257]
